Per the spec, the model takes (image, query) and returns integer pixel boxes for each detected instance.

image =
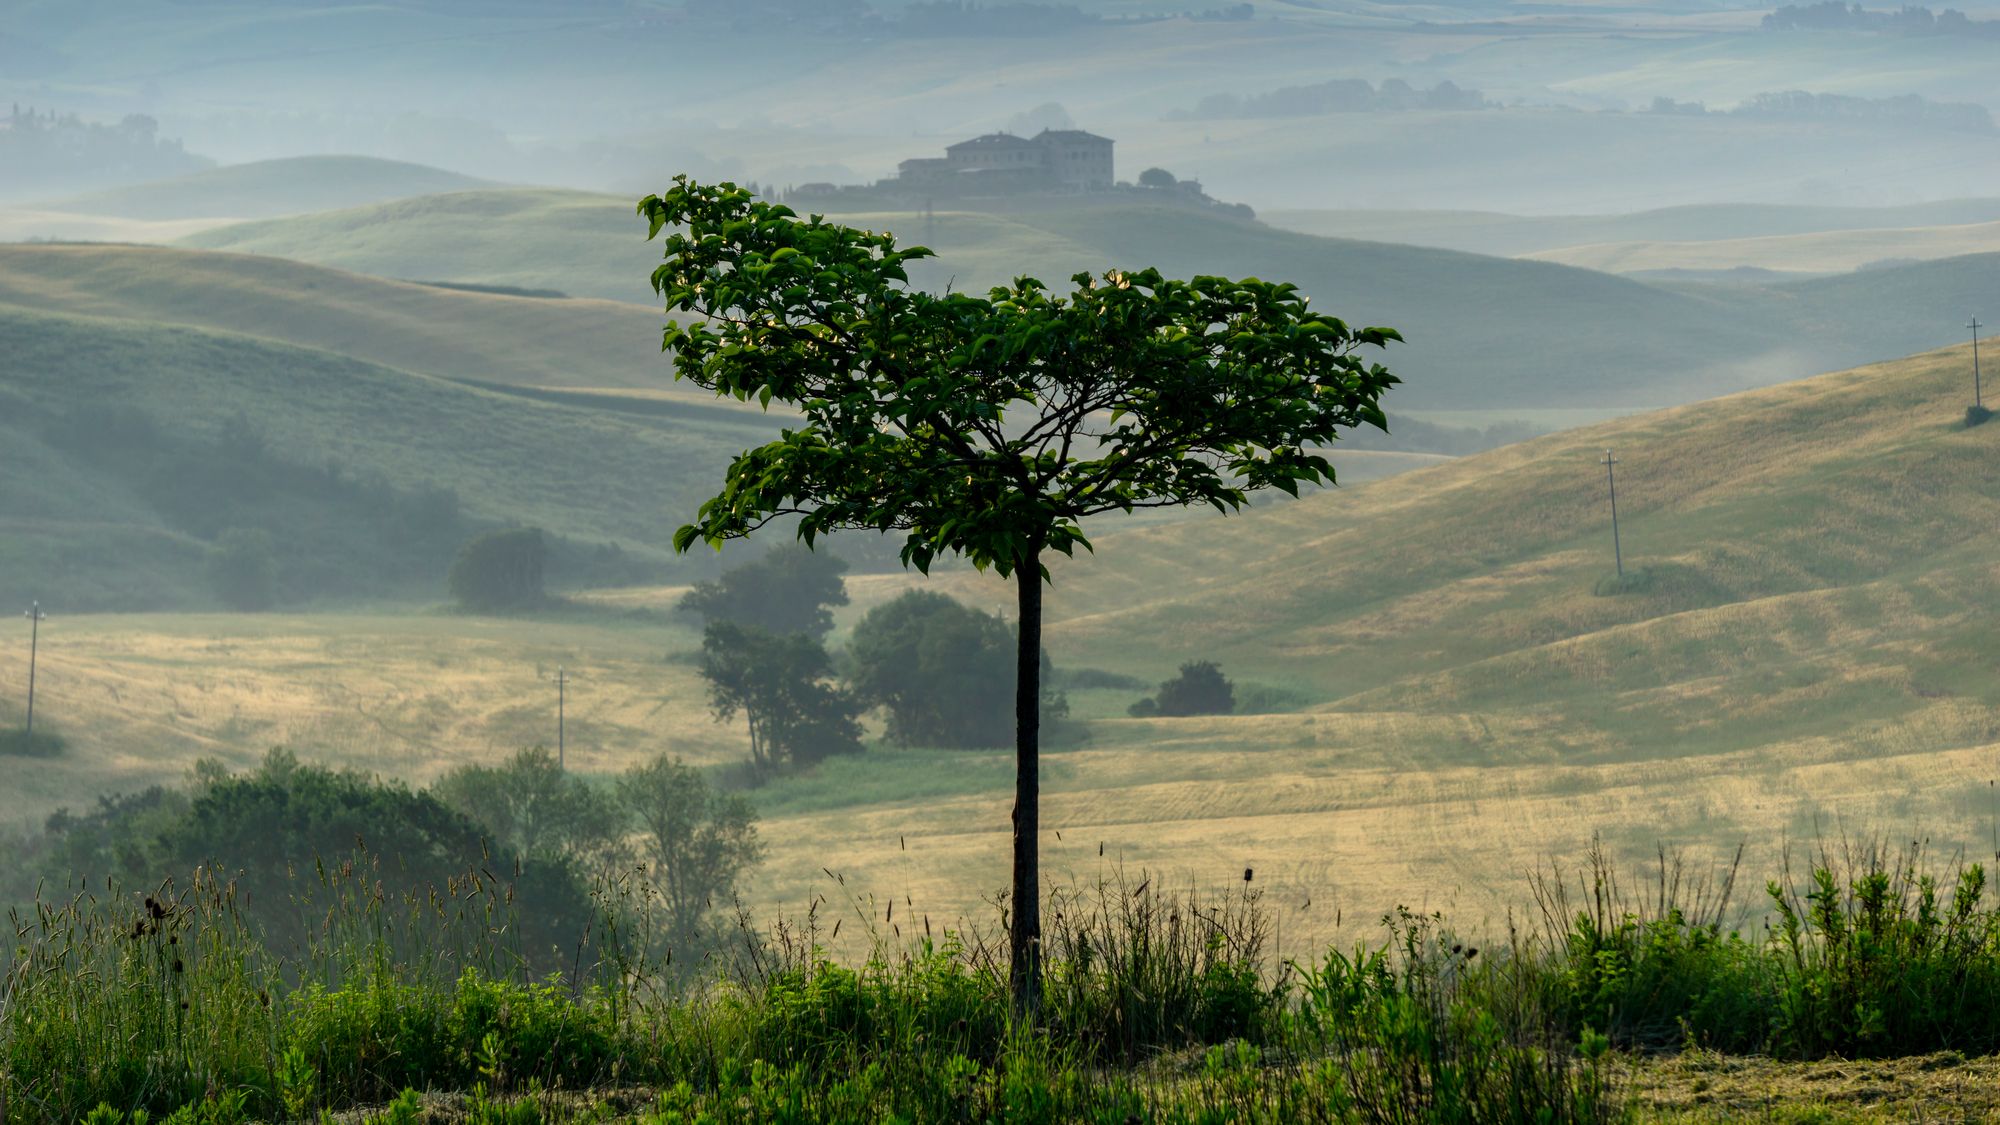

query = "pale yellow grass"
[0,611,741,831]
[751,721,2000,954]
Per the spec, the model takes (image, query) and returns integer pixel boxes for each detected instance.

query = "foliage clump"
[1129,659,1236,717]
[677,542,849,638]
[847,590,1064,749]
[699,621,864,776]
[448,527,548,612]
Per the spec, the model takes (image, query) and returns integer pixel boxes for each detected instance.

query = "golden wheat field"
[8,338,2000,951]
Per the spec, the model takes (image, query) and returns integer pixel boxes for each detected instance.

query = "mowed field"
[9,338,2000,952]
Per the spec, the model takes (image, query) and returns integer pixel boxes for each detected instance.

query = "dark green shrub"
[1135,660,1235,717]
[448,527,547,612]
[1967,404,1993,427]
[1764,845,2000,1057]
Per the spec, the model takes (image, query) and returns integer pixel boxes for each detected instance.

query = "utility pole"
[1602,449,1624,578]
[1972,316,1985,409]
[556,665,567,771]
[22,602,45,738]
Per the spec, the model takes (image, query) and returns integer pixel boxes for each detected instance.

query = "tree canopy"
[677,541,849,638]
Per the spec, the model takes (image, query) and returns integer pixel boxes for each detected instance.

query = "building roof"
[1032,129,1113,144]
[946,132,1042,153]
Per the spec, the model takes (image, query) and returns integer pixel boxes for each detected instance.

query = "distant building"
[897,129,1115,194]
[781,127,1246,218]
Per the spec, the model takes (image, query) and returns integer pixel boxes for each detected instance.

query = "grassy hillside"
[1527,219,2000,275]
[182,190,1846,409]
[36,155,491,221]
[0,243,750,403]
[0,303,775,611]
[1264,198,2000,259]
[179,188,658,301]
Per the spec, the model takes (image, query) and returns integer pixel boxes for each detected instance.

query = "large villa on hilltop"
[894,129,1116,193]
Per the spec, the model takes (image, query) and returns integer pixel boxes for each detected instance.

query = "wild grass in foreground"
[8,837,2000,1123]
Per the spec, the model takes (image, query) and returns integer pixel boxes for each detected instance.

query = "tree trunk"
[1011,546,1044,1018]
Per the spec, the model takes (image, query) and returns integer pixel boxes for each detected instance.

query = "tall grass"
[1530,835,2000,1059]
[0,856,1623,1124]
[40,834,2000,1121]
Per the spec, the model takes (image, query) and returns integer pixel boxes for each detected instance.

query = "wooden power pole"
[556,665,567,770]
[1602,449,1624,578]
[22,602,45,738]
[1972,316,1985,409]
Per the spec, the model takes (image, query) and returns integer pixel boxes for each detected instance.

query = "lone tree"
[640,178,1400,1014]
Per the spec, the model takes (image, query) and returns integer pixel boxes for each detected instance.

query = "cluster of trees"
[9,746,759,971]
[1763,1,2000,36]
[1177,78,1488,121]
[681,546,1068,780]
[0,105,211,198]
[1646,90,1992,133]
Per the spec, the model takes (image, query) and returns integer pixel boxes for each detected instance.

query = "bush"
[1967,404,1993,427]
[447,527,547,612]
[1132,660,1235,717]
[206,527,279,611]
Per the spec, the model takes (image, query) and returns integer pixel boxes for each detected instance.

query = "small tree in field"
[698,621,862,775]
[619,754,763,953]
[640,178,1401,1014]
[448,527,546,611]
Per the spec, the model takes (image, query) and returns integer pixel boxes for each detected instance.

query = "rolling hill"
[0,242,743,402]
[180,190,1856,410]
[181,188,2000,410]
[1263,198,2000,260]
[35,155,492,221]
[0,301,776,611]
[1525,219,2000,276]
